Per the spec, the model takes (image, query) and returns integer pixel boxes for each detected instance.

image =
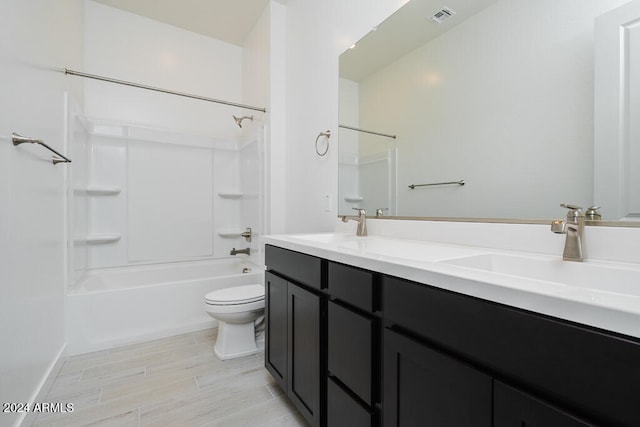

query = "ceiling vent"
[431,7,456,23]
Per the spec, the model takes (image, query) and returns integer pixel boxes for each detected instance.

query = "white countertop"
[262,232,640,340]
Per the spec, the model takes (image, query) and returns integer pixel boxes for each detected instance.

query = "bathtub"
[65,258,264,355]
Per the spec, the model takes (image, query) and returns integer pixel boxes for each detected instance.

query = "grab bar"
[408,180,464,189]
[339,124,397,139]
[11,133,72,165]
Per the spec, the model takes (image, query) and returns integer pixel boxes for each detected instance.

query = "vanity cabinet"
[383,275,640,427]
[265,245,380,427]
[265,246,323,427]
[265,243,640,427]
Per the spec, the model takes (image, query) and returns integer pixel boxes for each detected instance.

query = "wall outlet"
[323,194,332,212]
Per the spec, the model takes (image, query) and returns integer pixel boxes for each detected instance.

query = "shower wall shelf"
[344,195,364,203]
[218,192,244,199]
[217,231,243,238]
[75,234,122,245]
[75,186,122,196]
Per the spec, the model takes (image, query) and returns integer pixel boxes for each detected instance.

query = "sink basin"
[441,253,640,297]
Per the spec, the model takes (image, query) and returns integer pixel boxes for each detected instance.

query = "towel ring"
[315,130,331,156]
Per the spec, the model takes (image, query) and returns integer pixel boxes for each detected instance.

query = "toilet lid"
[205,284,264,305]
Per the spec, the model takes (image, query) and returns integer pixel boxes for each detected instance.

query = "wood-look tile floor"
[33,328,307,427]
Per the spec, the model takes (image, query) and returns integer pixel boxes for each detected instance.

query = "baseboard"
[18,343,67,427]
[67,319,217,356]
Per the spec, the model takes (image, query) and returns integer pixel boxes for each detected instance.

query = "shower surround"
[68,117,265,355]
[67,1,267,355]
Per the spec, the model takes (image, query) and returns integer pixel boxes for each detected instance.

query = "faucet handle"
[352,208,366,216]
[560,203,582,211]
[560,203,584,221]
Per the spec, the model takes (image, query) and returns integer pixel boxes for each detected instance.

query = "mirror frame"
[364,216,633,228]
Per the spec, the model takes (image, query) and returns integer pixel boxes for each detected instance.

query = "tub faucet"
[341,208,367,236]
[551,203,584,262]
[230,247,251,256]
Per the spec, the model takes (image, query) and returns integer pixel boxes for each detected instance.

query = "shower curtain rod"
[64,69,267,113]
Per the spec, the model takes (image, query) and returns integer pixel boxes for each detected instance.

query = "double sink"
[288,233,640,301]
[263,231,640,339]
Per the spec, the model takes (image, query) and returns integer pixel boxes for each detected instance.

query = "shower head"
[233,115,254,128]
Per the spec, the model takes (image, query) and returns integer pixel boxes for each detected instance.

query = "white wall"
[243,4,271,109]
[0,1,83,426]
[243,1,288,236]
[84,0,247,137]
[267,2,288,236]
[283,0,409,233]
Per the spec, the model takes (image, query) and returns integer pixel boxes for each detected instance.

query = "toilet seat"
[205,284,264,306]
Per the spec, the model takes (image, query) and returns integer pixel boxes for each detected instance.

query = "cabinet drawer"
[328,378,372,427]
[328,262,374,311]
[494,381,595,427]
[328,301,373,405]
[265,245,322,290]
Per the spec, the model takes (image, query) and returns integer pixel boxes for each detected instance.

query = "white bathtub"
[66,258,264,355]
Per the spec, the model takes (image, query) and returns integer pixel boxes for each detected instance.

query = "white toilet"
[204,284,265,360]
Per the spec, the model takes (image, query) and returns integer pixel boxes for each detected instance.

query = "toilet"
[204,284,265,360]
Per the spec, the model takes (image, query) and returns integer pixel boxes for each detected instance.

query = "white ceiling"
[90,0,271,46]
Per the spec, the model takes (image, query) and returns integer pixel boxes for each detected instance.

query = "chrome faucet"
[230,247,251,256]
[551,204,584,262]
[341,208,368,236]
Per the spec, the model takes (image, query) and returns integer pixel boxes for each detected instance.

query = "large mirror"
[338,0,640,224]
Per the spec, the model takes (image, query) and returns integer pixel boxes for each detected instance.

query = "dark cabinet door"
[383,328,492,427]
[265,272,287,391]
[288,282,321,427]
[494,381,595,427]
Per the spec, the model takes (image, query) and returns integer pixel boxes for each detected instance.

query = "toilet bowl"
[204,284,265,360]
